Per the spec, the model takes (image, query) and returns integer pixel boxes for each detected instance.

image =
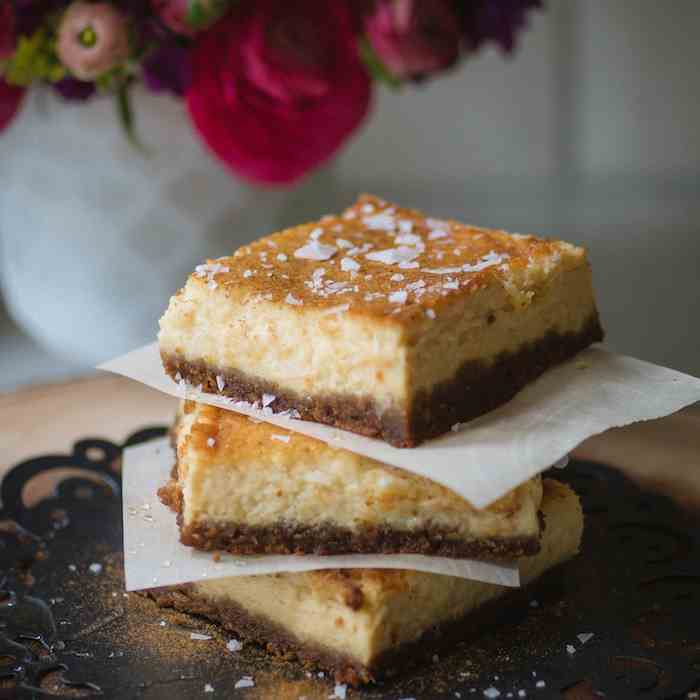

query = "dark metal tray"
[1,428,699,699]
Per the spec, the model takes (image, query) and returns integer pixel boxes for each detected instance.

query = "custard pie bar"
[150,479,582,685]
[159,195,603,446]
[159,400,544,558]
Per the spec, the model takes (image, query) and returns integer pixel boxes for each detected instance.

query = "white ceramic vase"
[0,87,344,366]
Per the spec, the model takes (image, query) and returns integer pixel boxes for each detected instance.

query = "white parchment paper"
[123,438,520,591]
[104,343,700,509]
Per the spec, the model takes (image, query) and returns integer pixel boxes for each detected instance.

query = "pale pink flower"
[56,2,130,81]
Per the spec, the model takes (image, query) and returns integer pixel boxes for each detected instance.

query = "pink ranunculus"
[186,1,372,186]
[150,0,222,36]
[0,1,16,60]
[0,79,24,132]
[150,0,191,35]
[365,0,461,80]
[56,2,130,81]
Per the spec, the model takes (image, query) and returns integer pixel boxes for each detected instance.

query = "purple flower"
[13,0,68,37]
[142,41,191,96]
[53,77,97,101]
[460,0,542,54]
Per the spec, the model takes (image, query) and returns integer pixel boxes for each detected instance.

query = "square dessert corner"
[159,194,603,446]
[158,400,544,559]
[149,479,583,686]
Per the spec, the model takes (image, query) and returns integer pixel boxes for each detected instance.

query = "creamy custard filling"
[160,286,407,412]
[159,263,597,410]
[409,264,598,394]
[189,480,582,667]
[176,406,542,541]
[192,575,377,665]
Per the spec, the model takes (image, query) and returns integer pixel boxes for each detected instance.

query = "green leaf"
[187,0,231,30]
[4,29,66,86]
[358,37,402,90]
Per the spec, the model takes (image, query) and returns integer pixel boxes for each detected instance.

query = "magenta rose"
[0,79,24,132]
[1,1,16,60]
[186,0,372,186]
[365,0,461,80]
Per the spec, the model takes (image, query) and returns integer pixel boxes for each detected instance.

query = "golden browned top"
[184,194,586,322]
[177,400,538,519]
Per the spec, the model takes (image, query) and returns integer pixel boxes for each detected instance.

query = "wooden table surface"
[1,375,699,510]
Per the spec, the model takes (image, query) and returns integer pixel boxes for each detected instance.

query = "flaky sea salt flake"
[366,246,420,266]
[294,240,337,261]
[195,263,230,278]
[463,251,509,273]
[271,434,291,444]
[227,639,243,652]
[285,292,303,306]
[395,232,422,246]
[577,632,594,644]
[190,633,212,641]
[424,266,463,275]
[341,257,360,272]
[331,684,347,699]
[363,213,396,231]
[484,689,501,699]
[426,217,449,230]
[388,290,408,304]
[234,676,255,689]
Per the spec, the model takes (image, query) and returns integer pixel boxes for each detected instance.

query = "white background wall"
[337,2,700,377]
[2,2,699,389]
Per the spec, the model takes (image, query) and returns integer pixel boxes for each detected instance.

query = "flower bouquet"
[0,0,541,186]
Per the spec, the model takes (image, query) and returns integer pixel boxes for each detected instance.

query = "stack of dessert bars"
[151,195,603,684]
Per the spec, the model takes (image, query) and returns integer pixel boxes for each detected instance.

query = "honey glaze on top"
[189,194,579,322]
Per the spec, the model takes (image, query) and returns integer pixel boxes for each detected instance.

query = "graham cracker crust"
[144,565,552,687]
[158,475,543,559]
[145,584,374,686]
[161,314,603,447]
